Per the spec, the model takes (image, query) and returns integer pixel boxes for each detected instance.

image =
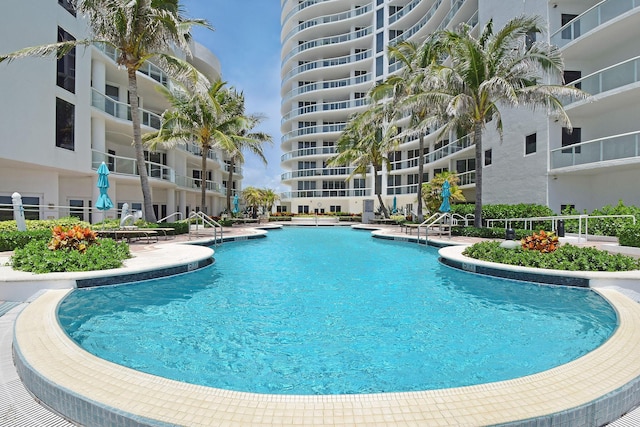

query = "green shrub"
[0,217,89,232]
[0,230,52,251]
[562,200,640,236]
[463,241,640,272]
[219,219,234,227]
[618,224,640,248]
[10,238,131,273]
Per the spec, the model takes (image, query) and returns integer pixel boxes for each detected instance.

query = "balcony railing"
[282,26,372,65]
[223,164,243,175]
[282,50,371,82]
[92,150,174,182]
[457,170,476,186]
[551,0,640,48]
[281,189,372,199]
[175,175,223,193]
[281,146,337,161]
[91,89,162,129]
[282,3,372,44]
[389,0,422,25]
[427,134,473,164]
[282,123,347,143]
[281,167,353,180]
[282,73,371,103]
[282,0,329,24]
[390,0,443,46]
[550,130,640,169]
[94,43,170,87]
[179,141,220,161]
[566,56,640,101]
[282,98,369,122]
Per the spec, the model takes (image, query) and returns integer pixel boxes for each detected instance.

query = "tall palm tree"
[328,102,399,218]
[375,37,444,223]
[0,0,211,222]
[145,79,240,214]
[414,16,586,227]
[214,91,272,214]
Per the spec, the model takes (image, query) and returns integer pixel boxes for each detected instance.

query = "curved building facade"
[280,0,640,217]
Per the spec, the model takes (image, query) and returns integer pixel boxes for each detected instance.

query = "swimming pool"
[58,227,617,395]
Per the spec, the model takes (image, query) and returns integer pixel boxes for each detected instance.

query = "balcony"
[281,167,353,180]
[550,131,640,170]
[282,74,371,103]
[179,141,219,162]
[282,50,371,83]
[281,123,347,143]
[94,43,170,87]
[566,56,640,102]
[282,98,369,122]
[389,0,444,46]
[92,150,174,182]
[551,0,640,48]
[175,175,223,193]
[281,188,372,199]
[91,89,162,129]
[281,146,337,162]
[282,26,372,65]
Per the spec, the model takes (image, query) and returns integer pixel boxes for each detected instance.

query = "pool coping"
[9,227,640,426]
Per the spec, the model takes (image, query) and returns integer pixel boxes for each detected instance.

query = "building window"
[564,70,582,89]
[376,55,384,77]
[298,205,310,214]
[561,14,579,40]
[57,27,76,93]
[56,97,75,151]
[562,127,581,153]
[0,195,40,221]
[58,0,76,16]
[484,149,492,166]
[525,133,537,155]
[376,9,384,29]
[353,178,366,196]
[376,32,384,53]
[330,205,342,213]
[560,204,576,214]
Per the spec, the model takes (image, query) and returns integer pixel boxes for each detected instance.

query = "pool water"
[58,227,617,395]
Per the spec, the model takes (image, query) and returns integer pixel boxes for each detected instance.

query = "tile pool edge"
[13,288,640,427]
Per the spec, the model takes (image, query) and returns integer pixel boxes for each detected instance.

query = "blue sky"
[184,0,284,191]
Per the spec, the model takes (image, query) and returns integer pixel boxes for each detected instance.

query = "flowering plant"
[48,225,98,253]
[520,230,559,253]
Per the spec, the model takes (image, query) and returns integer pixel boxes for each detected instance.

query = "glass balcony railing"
[282,50,371,83]
[457,170,476,186]
[282,123,347,143]
[389,0,423,25]
[282,0,329,24]
[282,3,372,45]
[92,150,174,182]
[551,0,640,48]
[282,73,371,103]
[280,189,372,199]
[175,175,223,193]
[91,89,162,129]
[283,26,372,65]
[550,131,640,169]
[93,43,170,87]
[566,56,640,103]
[390,0,444,46]
[427,134,473,164]
[282,98,369,122]
[281,146,337,161]
[281,167,353,180]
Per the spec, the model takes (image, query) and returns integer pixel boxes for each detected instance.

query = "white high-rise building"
[0,0,237,222]
[280,0,640,217]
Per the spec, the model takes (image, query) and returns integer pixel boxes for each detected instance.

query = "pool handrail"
[417,212,451,243]
[485,214,636,242]
[188,211,223,245]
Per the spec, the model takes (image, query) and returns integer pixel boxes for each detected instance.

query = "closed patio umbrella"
[439,180,451,213]
[392,196,397,214]
[96,162,113,227]
[232,194,239,215]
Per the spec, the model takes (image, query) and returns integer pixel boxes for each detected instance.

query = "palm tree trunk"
[374,163,389,218]
[473,122,483,227]
[201,145,208,214]
[128,69,157,223]
[416,131,425,222]
[226,156,234,214]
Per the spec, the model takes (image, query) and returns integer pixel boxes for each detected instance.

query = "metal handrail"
[486,214,636,242]
[188,211,223,245]
[157,212,183,223]
[417,212,450,243]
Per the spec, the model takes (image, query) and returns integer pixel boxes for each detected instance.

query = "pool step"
[0,301,20,318]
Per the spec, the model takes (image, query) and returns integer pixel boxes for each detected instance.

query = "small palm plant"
[421,171,465,214]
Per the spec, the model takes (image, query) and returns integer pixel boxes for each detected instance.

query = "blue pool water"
[58,227,617,395]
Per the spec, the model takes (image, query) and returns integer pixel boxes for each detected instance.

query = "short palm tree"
[241,186,263,218]
[214,91,272,214]
[0,0,211,222]
[145,79,236,214]
[421,171,465,214]
[328,102,399,218]
[414,16,586,227]
[261,188,280,214]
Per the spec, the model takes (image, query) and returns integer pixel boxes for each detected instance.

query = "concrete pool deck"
[3,224,640,426]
